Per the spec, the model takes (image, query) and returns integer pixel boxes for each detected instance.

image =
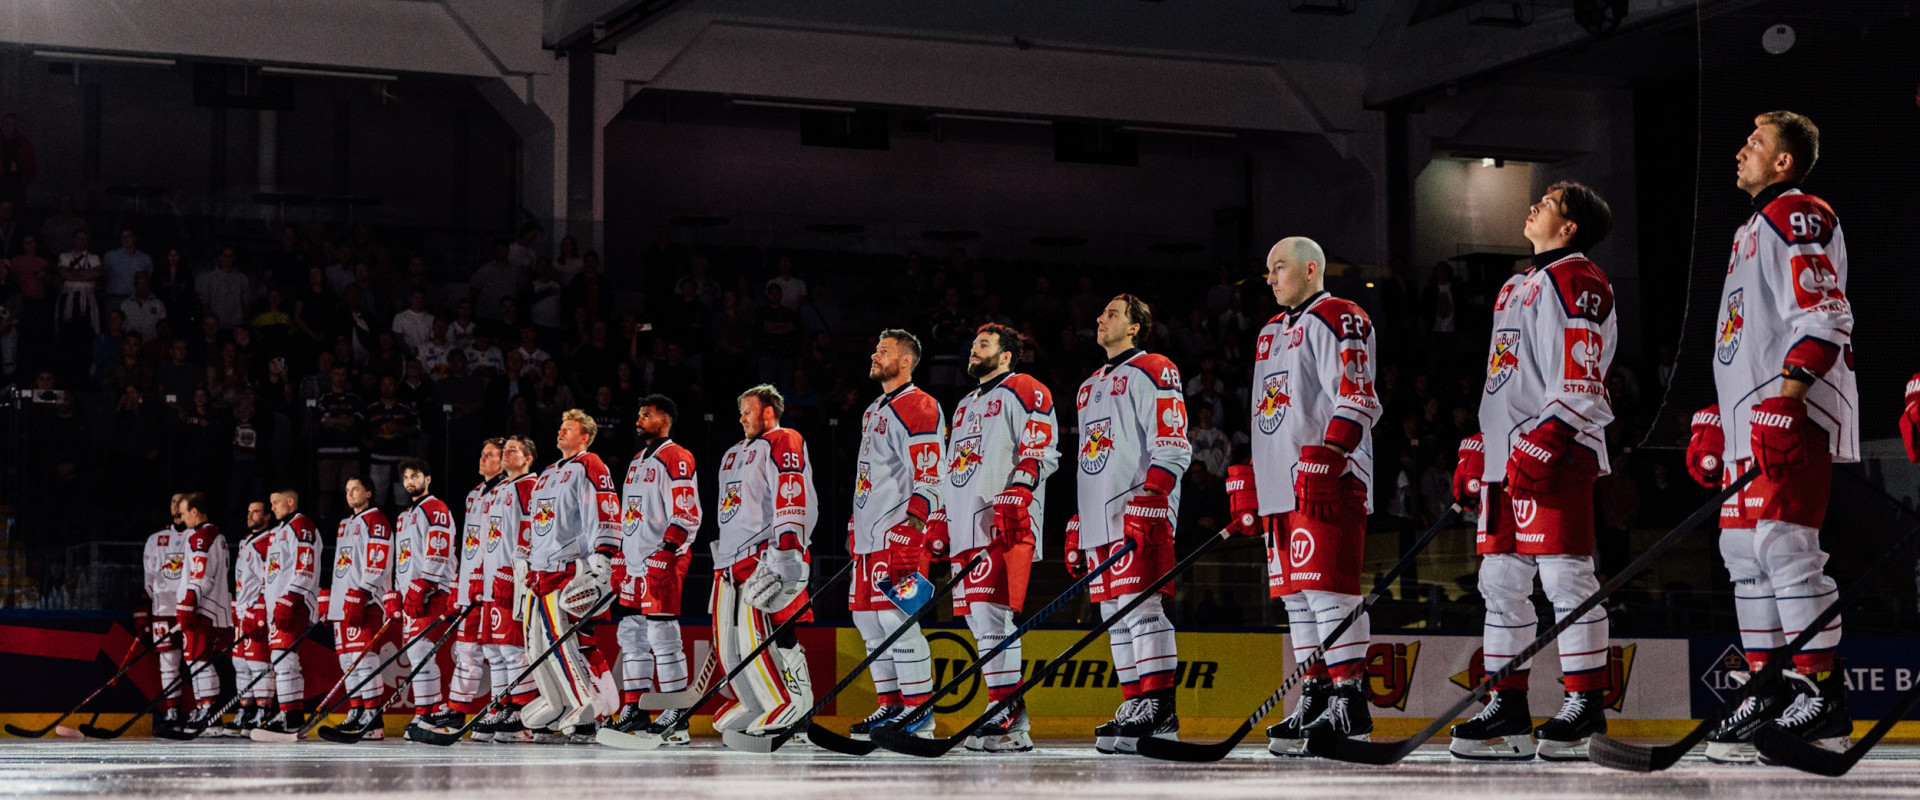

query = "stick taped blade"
[1754,725,1856,777]
[314,725,364,744]
[1588,733,1662,772]
[594,726,668,750]
[248,728,299,743]
[1305,733,1418,765]
[806,722,878,755]
[4,724,49,738]
[872,725,963,758]
[1135,723,1246,762]
[879,573,936,615]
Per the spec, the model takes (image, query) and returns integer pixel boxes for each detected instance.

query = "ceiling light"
[259,66,398,81]
[32,50,175,67]
[731,99,857,113]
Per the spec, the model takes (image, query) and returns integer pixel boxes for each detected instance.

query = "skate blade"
[1758,735,1850,765]
[1094,735,1118,754]
[1535,737,1589,762]
[983,733,1033,754]
[1448,736,1537,761]
[1267,737,1310,757]
[1704,741,1757,764]
[963,736,984,752]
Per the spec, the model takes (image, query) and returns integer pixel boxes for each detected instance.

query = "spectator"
[342,287,376,364]
[90,311,128,383]
[766,254,806,310]
[437,348,488,444]
[610,360,644,412]
[363,374,420,506]
[447,299,478,351]
[119,271,167,341]
[570,319,615,392]
[530,359,574,423]
[39,194,87,256]
[156,339,201,401]
[491,296,522,343]
[100,332,150,395]
[187,313,225,367]
[509,223,540,273]
[465,330,505,377]
[507,325,550,380]
[207,341,250,409]
[224,390,269,518]
[755,284,799,387]
[1189,405,1229,480]
[1420,261,1461,378]
[169,386,221,488]
[391,289,435,355]
[153,246,195,332]
[314,365,364,520]
[0,260,19,378]
[585,385,626,463]
[1067,274,1105,323]
[11,232,47,312]
[294,265,341,348]
[417,317,453,379]
[194,246,250,331]
[651,342,699,406]
[529,257,563,336]
[666,279,712,363]
[100,229,152,312]
[471,240,521,322]
[264,225,312,285]
[561,251,611,325]
[249,289,294,351]
[674,254,720,310]
[0,114,35,203]
[927,287,967,389]
[323,246,356,297]
[56,229,103,337]
[555,235,584,285]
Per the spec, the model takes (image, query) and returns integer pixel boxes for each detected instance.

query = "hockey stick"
[811,540,1141,756]
[321,603,480,743]
[595,557,859,750]
[7,623,163,738]
[721,551,986,753]
[249,612,402,742]
[84,620,307,740]
[1305,470,1758,765]
[1592,469,1920,772]
[874,530,1234,758]
[1139,505,1466,762]
[1755,667,1920,776]
[638,640,719,712]
[150,620,328,741]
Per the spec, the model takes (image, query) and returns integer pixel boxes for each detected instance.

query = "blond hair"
[560,408,598,444]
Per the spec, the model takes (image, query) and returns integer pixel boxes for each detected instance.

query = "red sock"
[1746,650,1771,672]
[622,689,644,706]
[1328,661,1365,684]
[1493,670,1529,693]
[1305,662,1331,682]
[878,691,903,707]
[1793,651,1835,675]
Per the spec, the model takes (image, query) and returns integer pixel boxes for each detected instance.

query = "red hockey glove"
[846,519,856,556]
[1063,515,1086,578]
[1750,396,1811,480]
[643,547,675,589]
[1453,434,1485,508]
[133,608,152,634]
[1224,464,1261,536]
[271,596,300,628]
[991,486,1035,543]
[925,510,950,558]
[382,590,401,618]
[1506,420,1578,498]
[1292,445,1346,521]
[1903,375,1920,464]
[174,590,198,620]
[1686,406,1726,488]
[244,603,267,636]
[610,554,630,593]
[343,588,371,628]
[1123,494,1173,547]
[403,578,435,618]
[884,522,931,578]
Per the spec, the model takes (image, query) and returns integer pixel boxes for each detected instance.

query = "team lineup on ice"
[9,111,1917,793]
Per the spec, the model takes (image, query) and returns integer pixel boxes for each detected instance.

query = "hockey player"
[1071,294,1192,753]
[259,488,321,735]
[393,458,461,739]
[711,384,817,738]
[171,492,233,732]
[1238,237,1382,755]
[328,476,394,738]
[213,501,274,736]
[1449,181,1618,761]
[845,330,946,741]
[608,395,701,742]
[140,494,188,729]
[451,441,507,729]
[475,435,540,742]
[520,410,621,740]
[946,323,1059,752]
[1689,111,1857,761]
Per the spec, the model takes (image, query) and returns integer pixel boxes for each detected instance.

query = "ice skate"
[1448,690,1535,760]
[1533,689,1606,761]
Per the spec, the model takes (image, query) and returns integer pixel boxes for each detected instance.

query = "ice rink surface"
[3,739,1919,800]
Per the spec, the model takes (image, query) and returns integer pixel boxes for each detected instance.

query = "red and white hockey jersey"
[326,507,393,619]
[621,439,701,561]
[1074,349,1193,548]
[496,472,538,573]
[1478,251,1617,482]
[179,523,232,626]
[851,384,945,555]
[264,513,321,620]
[457,478,500,607]
[527,452,621,572]
[393,496,457,595]
[715,426,816,569]
[1248,292,1381,514]
[142,525,187,616]
[233,530,269,627]
[1712,185,1858,463]
[945,372,1060,555]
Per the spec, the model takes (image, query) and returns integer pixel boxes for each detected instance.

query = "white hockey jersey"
[1248,292,1382,514]
[1478,250,1618,482]
[233,530,269,626]
[527,452,621,572]
[1074,349,1193,549]
[457,478,501,606]
[946,372,1060,555]
[178,523,232,627]
[142,525,187,616]
[326,507,393,619]
[496,472,538,573]
[264,513,321,620]
[621,439,702,561]
[851,384,945,555]
[394,495,456,598]
[1712,185,1858,463]
[715,426,817,569]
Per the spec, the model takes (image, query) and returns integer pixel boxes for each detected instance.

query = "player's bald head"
[1274,237,1325,270]
[1265,236,1327,307]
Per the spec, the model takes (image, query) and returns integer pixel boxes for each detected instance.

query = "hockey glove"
[1686,405,1726,488]
[1506,420,1577,498]
[382,590,401,618]
[1903,374,1920,464]
[1452,434,1485,508]
[403,579,436,619]
[1122,494,1173,548]
[510,559,529,621]
[244,603,267,637]
[642,547,675,592]
[271,596,300,628]
[1224,464,1261,537]
[1750,396,1811,480]
[991,486,1036,543]
[343,588,371,628]
[925,509,951,558]
[133,608,152,636]
[1063,515,1086,578]
[175,589,198,620]
[1292,445,1346,521]
[743,545,808,612]
[884,522,931,579]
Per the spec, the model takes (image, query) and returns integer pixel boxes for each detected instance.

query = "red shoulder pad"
[366,510,392,539]
[189,525,220,552]
[1307,298,1372,341]
[765,428,808,471]
[659,443,697,480]
[424,498,454,518]
[889,390,944,436]
[579,453,616,491]
[1547,259,1614,323]
[290,515,319,543]
[1127,353,1183,391]
[1004,373,1054,413]
[1760,193,1837,246]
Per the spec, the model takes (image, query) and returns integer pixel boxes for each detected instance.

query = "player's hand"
[1063,515,1086,578]
[246,604,267,636]
[1507,420,1577,498]
[925,510,951,559]
[1686,406,1725,488]
[174,590,198,620]
[991,486,1035,543]
[134,608,152,634]
[271,596,299,628]
[1452,434,1485,507]
[1292,445,1345,520]
[643,547,675,589]
[1224,464,1261,536]
[382,590,402,618]
[1122,494,1173,548]
[884,522,930,578]
[1750,396,1810,480]
[1903,375,1920,464]
[403,579,433,618]
[343,588,371,628]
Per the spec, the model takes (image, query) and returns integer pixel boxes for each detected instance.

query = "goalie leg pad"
[1479,553,1538,691]
[712,572,766,733]
[1720,528,1785,670]
[1540,555,1609,692]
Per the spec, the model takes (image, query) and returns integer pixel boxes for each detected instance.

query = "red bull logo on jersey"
[162,553,184,579]
[624,498,643,531]
[1717,289,1745,365]
[334,548,353,576]
[1257,372,1292,434]
[1485,329,1521,394]
[532,500,556,537]
[853,462,874,508]
[395,540,412,571]
[949,437,983,487]
[487,520,504,552]
[266,551,282,577]
[718,482,743,523]
[1080,419,1113,474]
[463,526,482,557]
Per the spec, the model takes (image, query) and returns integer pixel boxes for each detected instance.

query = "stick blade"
[54,726,84,739]
[1136,723,1248,763]
[805,722,877,756]
[313,725,365,745]
[248,728,300,744]
[4,724,51,738]
[719,728,789,753]
[871,726,963,758]
[150,725,199,741]
[594,726,668,751]
[1304,733,1420,765]
[637,690,698,711]
[1754,725,1858,777]
[77,724,119,740]
[1588,733,1659,772]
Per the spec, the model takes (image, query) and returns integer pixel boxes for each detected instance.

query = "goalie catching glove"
[559,552,613,618]
[743,542,808,612]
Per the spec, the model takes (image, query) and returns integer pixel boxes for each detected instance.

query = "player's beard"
[966,353,999,379]
[869,361,899,383]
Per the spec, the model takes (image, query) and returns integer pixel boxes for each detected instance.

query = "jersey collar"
[1281,290,1329,324]
[1752,181,1801,212]
[1530,246,1579,269]
[974,371,1013,397]
[1103,347,1143,370]
[877,381,917,405]
[640,436,672,461]
[406,494,435,513]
